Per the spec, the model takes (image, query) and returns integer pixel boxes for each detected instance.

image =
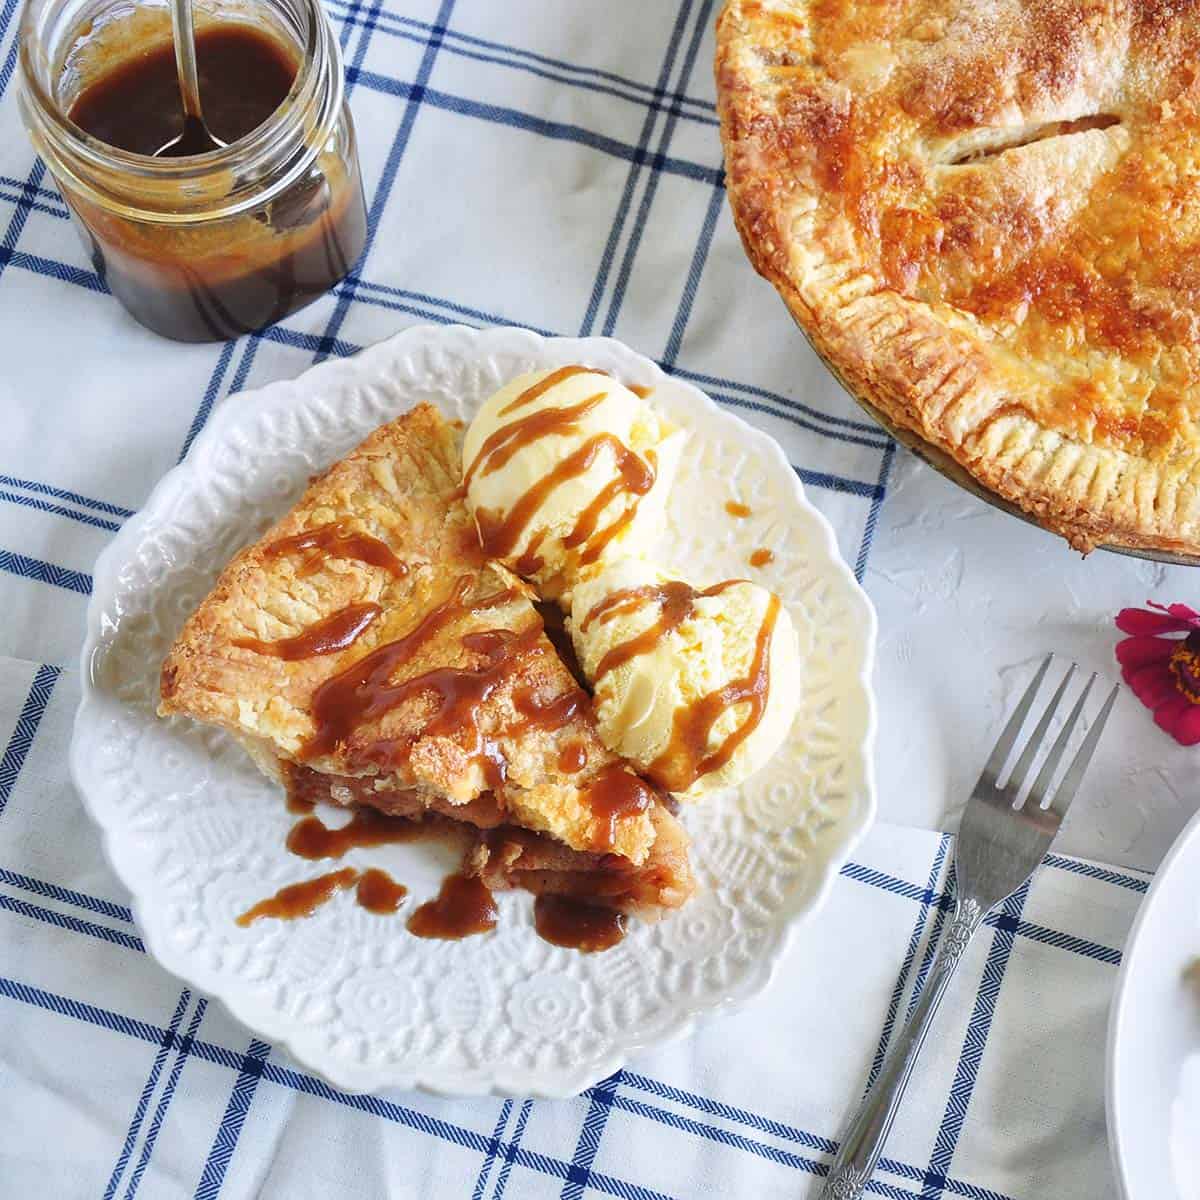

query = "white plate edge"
[69,323,879,1097]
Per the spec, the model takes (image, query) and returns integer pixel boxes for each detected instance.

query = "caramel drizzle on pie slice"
[262,522,408,577]
[233,602,381,660]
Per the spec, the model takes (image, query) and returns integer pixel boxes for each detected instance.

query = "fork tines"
[980,654,1120,819]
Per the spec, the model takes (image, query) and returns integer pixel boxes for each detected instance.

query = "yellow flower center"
[1169,635,1200,704]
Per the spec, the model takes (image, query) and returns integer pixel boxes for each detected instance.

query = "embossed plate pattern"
[71,325,877,1096]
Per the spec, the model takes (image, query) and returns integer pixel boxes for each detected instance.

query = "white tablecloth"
[0,2,1192,1196]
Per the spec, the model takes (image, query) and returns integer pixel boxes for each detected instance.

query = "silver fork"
[819,656,1120,1200]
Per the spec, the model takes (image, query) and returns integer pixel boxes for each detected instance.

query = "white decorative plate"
[71,324,876,1096]
[1108,804,1200,1200]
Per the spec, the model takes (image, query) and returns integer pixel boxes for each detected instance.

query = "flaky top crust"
[717,0,1200,553]
[159,404,656,863]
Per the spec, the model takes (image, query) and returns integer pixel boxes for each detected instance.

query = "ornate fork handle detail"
[818,896,988,1200]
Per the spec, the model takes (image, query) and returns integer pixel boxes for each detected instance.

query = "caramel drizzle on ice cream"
[582,580,781,792]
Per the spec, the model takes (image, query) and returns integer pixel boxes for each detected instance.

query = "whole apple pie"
[716,0,1200,554]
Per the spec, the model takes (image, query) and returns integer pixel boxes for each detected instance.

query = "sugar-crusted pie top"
[717,0,1200,552]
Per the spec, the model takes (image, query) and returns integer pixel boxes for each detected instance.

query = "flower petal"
[1154,696,1193,740]
[1116,607,1197,635]
[1116,635,1176,668]
[1163,602,1200,623]
[1164,703,1200,746]
[1126,662,1179,709]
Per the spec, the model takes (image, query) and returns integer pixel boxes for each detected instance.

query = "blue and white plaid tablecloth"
[0,2,1168,1196]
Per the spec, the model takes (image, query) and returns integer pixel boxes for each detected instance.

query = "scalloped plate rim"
[70,324,878,1098]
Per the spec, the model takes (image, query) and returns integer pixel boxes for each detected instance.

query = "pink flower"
[1115,602,1200,745]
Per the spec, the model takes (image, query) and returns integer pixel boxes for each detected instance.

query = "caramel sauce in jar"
[19,0,366,341]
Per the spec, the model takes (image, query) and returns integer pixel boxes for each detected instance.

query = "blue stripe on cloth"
[921,882,1032,1200]
[313,1,455,361]
[0,186,69,220]
[338,76,722,185]
[0,475,134,518]
[124,997,209,1198]
[0,162,45,288]
[0,0,27,103]
[795,465,884,501]
[0,486,121,532]
[494,1098,534,1199]
[1043,853,1150,893]
[601,0,716,337]
[471,1099,512,1200]
[855,439,897,582]
[0,548,92,594]
[103,990,192,1200]
[325,2,716,118]
[563,1073,620,1200]
[346,278,556,336]
[0,664,59,817]
[0,891,143,952]
[661,177,725,368]
[194,1038,272,1200]
[178,342,235,463]
[866,834,952,1091]
[578,0,697,337]
[0,867,133,922]
[0,249,108,292]
[0,976,174,1047]
[0,175,62,203]
[327,2,720,126]
[665,365,886,437]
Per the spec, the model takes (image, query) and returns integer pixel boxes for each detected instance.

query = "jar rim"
[18,0,345,218]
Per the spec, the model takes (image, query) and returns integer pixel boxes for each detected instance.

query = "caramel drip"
[263,523,407,577]
[648,594,781,791]
[236,867,358,925]
[233,602,381,660]
[582,579,744,680]
[582,763,656,850]
[475,434,655,561]
[533,894,626,952]
[356,868,408,914]
[407,873,498,939]
[287,805,434,859]
[558,741,587,774]
[300,577,517,759]
[463,391,609,488]
[562,447,656,567]
[286,792,315,814]
[496,365,598,417]
[749,548,775,568]
[514,528,547,579]
[513,683,587,732]
[628,384,654,400]
[725,500,752,518]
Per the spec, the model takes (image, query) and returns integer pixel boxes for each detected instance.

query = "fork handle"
[818,896,986,1200]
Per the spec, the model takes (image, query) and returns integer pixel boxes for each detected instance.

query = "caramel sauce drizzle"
[582,580,742,680]
[233,602,381,660]
[749,548,775,567]
[300,578,518,760]
[725,500,752,518]
[557,741,588,774]
[475,434,655,562]
[649,594,781,791]
[236,867,358,925]
[263,522,408,577]
[628,384,654,400]
[496,364,599,417]
[407,873,498,939]
[533,894,626,952]
[464,391,609,488]
[356,868,408,914]
[582,763,656,850]
[286,804,435,859]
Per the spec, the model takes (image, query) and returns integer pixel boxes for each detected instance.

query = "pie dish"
[70,324,876,1095]
[716,0,1200,556]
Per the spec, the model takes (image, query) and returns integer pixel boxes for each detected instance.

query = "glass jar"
[18,0,367,342]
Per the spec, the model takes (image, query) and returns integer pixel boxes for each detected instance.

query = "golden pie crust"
[716,0,1200,553]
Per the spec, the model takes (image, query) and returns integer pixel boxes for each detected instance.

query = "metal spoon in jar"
[154,0,227,156]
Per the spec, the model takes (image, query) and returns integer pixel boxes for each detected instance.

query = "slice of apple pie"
[159,403,693,915]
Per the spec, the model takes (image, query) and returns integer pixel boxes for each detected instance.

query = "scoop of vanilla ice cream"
[462,368,683,600]
[569,559,801,798]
